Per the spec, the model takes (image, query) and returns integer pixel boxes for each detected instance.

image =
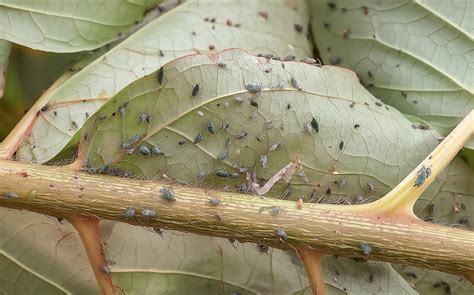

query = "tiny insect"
[342,28,350,38]
[100,264,111,274]
[311,117,319,133]
[194,133,204,144]
[215,212,223,221]
[250,100,258,107]
[260,154,268,168]
[123,207,135,218]
[235,131,248,140]
[405,272,418,278]
[290,77,301,90]
[217,151,229,161]
[304,121,312,133]
[412,123,429,130]
[264,120,273,130]
[206,121,216,134]
[459,216,469,225]
[118,102,128,117]
[41,104,50,112]
[401,91,407,98]
[326,188,332,195]
[414,165,431,187]
[129,134,141,145]
[300,57,317,65]
[4,192,18,199]
[269,206,283,216]
[152,227,164,237]
[283,55,295,61]
[138,145,150,156]
[192,84,200,97]
[354,124,360,128]
[269,142,280,152]
[217,62,226,68]
[216,168,231,178]
[275,228,288,242]
[139,112,152,123]
[339,140,344,150]
[350,102,355,108]
[141,208,157,217]
[245,83,263,94]
[160,187,176,202]
[375,102,382,107]
[369,274,374,282]
[335,177,348,187]
[85,112,90,118]
[359,241,372,256]
[366,182,376,192]
[208,197,221,206]
[294,23,303,33]
[151,147,163,155]
[208,44,215,50]
[234,96,243,103]
[255,241,269,254]
[72,121,78,129]
[258,11,269,19]
[157,67,164,84]
[362,5,369,15]
[330,56,341,65]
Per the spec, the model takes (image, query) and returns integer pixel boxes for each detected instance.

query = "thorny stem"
[0,159,473,281]
[68,216,115,295]
[357,110,474,216]
[298,249,326,295]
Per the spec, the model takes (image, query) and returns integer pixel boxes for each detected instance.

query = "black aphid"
[138,145,150,155]
[192,84,200,97]
[207,121,216,134]
[235,131,248,139]
[245,83,263,94]
[208,197,221,206]
[255,242,269,254]
[311,117,319,132]
[217,151,229,161]
[157,67,164,84]
[178,140,186,145]
[250,100,258,107]
[350,102,355,108]
[323,22,330,28]
[139,112,152,123]
[216,168,231,177]
[354,124,360,128]
[401,91,407,98]
[41,104,50,112]
[275,228,288,242]
[160,187,176,202]
[290,77,301,90]
[294,23,303,33]
[339,140,344,150]
[194,133,204,144]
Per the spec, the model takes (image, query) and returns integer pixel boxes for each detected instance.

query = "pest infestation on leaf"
[360,241,372,257]
[160,187,176,202]
[275,228,288,242]
[414,165,431,187]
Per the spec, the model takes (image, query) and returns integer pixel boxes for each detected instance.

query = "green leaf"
[16,0,312,163]
[0,0,162,52]
[81,48,441,201]
[0,38,10,98]
[309,0,474,148]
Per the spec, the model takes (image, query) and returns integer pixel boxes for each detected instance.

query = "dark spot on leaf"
[192,84,200,97]
[157,67,164,84]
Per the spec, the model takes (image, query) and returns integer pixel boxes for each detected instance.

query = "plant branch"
[0,159,473,279]
[68,216,115,295]
[298,249,326,295]
[357,110,474,216]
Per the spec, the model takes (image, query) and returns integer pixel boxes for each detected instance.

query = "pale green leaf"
[0,38,10,98]
[81,48,441,200]
[16,0,312,163]
[309,0,474,148]
[0,0,162,52]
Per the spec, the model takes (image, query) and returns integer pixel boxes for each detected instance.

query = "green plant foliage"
[309,0,474,148]
[15,0,312,163]
[0,0,163,52]
[0,39,10,98]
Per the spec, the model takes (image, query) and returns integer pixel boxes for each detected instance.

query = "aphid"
[41,104,50,112]
[283,55,295,61]
[138,145,150,156]
[160,187,176,202]
[255,242,269,254]
[250,100,258,108]
[327,1,336,9]
[354,124,360,128]
[224,137,231,148]
[245,83,263,94]
[100,264,111,274]
[194,133,204,144]
[234,96,243,103]
[290,77,301,90]
[367,70,373,78]
[256,135,264,142]
[366,182,376,192]
[414,165,431,187]
[208,197,221,206]
[192,84,200,97]
[335,177,348,187]
[300,57,317,65]
[326,188,332,195]
[412,123,430,130]
[359,241,372,256]
[206,121,216,134]
[375,102,382,107]
[323,22,330,28]
[129,134,141,145]
[96,114,107,121]
[152,227,164,237]
[286,103,291,110]
[405,272,418,279]
[339,140,344,150]
[264,120,273,130]
[459,216,469,225]
[4,192,18,199]
[260,154,268,168]
[54,111,58,116]
[269,142,280,152]
[235,131,248,140]
[258,11,268,19]
[342,28,351,38]
[350,102,355,108]
[157,67,164,84]
[151,147,163,155]
[330,56,341,65]
[217,151,229,161]
[263,53,274,59]
[216,168,231,177]
[369,274,374,282]
[118,102,128,117]
[72,121,78,129]
[249,111,258,119]
[141,208,157,217]
[270,206,283,216]
[139,112,152,123]
[401,91,407,98]
[311,117,319,133]
[208,44,215,50]
[121,142,131,149]
[85,112,90,118]
[294,23,303,33]
[123,207,136,218]
[275,228,288,242]
[215,212,223,221]
[433,281,451,294]
[221,122,230,130]
[217,62,226,68]
[304,121,312,133]
[362,5,369,15]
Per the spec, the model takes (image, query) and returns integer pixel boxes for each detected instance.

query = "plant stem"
[298,249,326,295]
[0,159,473,279]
